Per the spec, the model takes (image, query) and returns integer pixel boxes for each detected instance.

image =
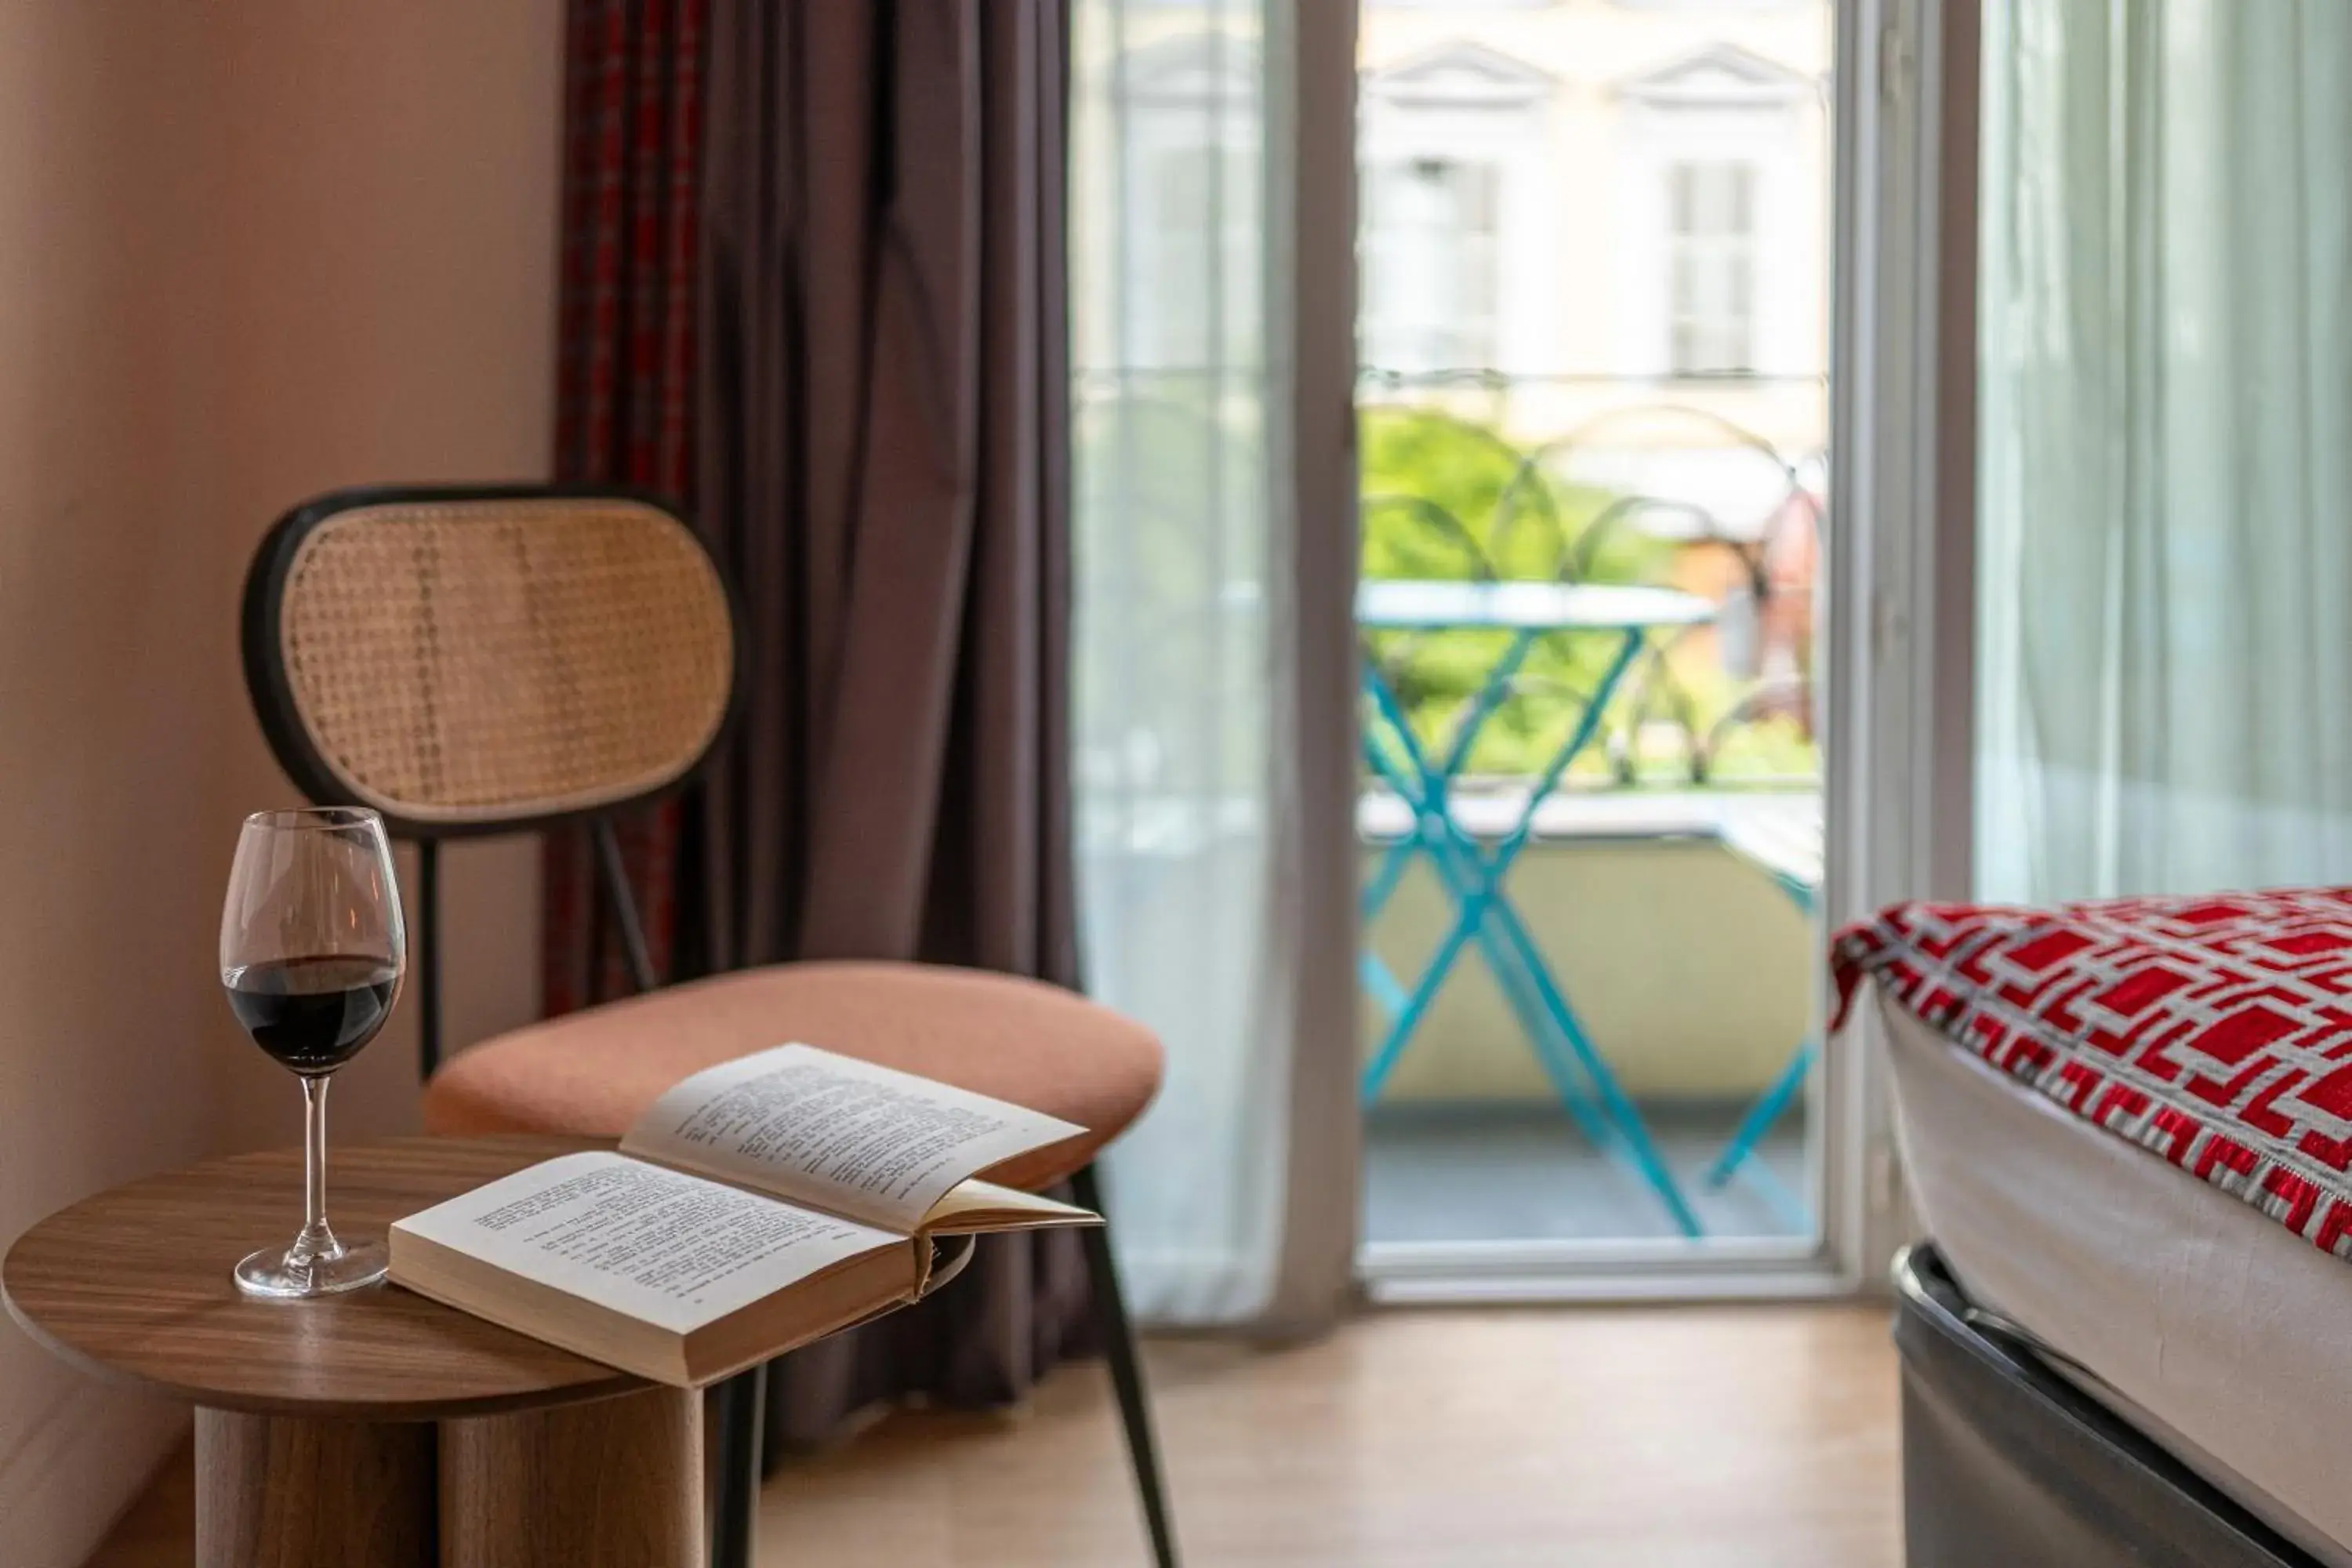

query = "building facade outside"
[1076,0,1833,784]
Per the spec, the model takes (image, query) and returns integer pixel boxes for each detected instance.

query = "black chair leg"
[710,1365,766,1568]
[1070,1162,1179,1568]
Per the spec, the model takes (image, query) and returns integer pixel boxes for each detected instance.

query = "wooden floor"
[89,1304,1900,1567]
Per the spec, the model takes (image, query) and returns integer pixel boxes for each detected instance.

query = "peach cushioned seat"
[422,960,1163,1194]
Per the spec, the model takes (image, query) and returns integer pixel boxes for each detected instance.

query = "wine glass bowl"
[220,807,406,1298]
[223,955,399,1076]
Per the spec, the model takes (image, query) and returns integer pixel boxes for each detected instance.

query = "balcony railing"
[1070,365,1825,837]
[1357,368,1824,793]
[1355,366,1825,789]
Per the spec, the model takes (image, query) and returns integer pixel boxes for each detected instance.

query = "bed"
[1838,891,2352,1568]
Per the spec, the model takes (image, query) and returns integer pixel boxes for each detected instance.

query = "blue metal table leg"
[1359,805,1616,1148]
[1457,635,1702,1235]
[1359,949,1412,1025]
[1705,872,1821,1196]
[1356,634,1541,1105]
[1418,837,1619,1152]
[1363,884,1618,1157]
[1431,630,1545,778]
[1355,739,1447,1104]
[1375,721,1624,1153]
[1366,632,1705,1237]
[1478,894,1704,1236]
[1359,880,1492,1107]
[1356,707,1436,1036]
[1358,650,1555,1106]
[1705,1040,1815,1189]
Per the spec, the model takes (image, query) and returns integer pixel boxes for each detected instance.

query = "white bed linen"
[1884,993,2352,1565]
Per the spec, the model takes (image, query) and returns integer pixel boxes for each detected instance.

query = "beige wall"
[201,0,564,1152]
[0,4,561,1563]
[0,9,236,1555]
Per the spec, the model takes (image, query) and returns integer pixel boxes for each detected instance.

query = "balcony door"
[1070,0,1972,1313]
[1351,1,1847,1291]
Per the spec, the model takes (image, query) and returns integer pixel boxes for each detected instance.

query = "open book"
[388,1044,1098,1387]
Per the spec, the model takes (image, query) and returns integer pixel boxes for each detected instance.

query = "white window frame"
[1823,0,1980,1287]
[1116,34,1265,373]
[1359,45,1555,380]
[1664,158,1766,375]
[1360,154,1507,375]
[1613,47,1817,381]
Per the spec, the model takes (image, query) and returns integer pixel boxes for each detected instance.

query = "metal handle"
[1959,1305,2103,1386]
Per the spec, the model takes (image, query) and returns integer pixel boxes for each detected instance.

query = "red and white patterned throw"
[1832,888,2352,1261]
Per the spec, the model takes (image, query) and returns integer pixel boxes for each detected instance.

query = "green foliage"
[1359,407,1664,587]
[1357,405,1816,786]
[1359,405,1654,779]
[1072,382,1272,800]
[1071,386,1820,800]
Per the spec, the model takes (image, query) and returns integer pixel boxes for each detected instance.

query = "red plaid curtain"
[542,0,707,1018]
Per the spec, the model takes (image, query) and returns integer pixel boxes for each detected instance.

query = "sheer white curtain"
[1976,0,2352,902]
[1069,2,1355,1327]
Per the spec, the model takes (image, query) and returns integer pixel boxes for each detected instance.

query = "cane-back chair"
[241,485,1177,1568]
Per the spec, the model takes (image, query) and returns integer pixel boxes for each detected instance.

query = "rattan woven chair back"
[242,486,735,837]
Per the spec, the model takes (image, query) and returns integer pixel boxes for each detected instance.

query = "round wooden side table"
[2,1134,699,1568]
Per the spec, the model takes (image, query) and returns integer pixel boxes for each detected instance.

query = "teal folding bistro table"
[1356,579,1717,1237]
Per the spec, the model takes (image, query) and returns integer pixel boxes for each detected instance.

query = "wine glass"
[220,807,406,1298]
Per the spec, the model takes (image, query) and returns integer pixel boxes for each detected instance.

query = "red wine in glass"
[224,956,399,1076]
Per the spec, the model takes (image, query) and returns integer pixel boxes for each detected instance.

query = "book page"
[621,1044,1085,1232]
[391,1150,903,1335]
[921,1178,1102,1234]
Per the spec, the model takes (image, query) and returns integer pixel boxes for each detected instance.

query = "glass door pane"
[1355,0,1836,1261]
[1069,0,1289,1320]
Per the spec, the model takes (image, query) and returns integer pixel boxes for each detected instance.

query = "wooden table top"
[2,1134,646,1420]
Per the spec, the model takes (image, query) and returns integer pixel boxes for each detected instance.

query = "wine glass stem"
[298,1074,334,1258]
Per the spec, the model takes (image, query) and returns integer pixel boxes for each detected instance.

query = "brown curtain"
[543,0,706,1016]
[693,0,1091,1449]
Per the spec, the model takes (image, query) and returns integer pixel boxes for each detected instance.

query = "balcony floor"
[1363,1100,1810,1246]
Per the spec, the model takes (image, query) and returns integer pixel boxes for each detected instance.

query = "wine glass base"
[234,1238,388,1299]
